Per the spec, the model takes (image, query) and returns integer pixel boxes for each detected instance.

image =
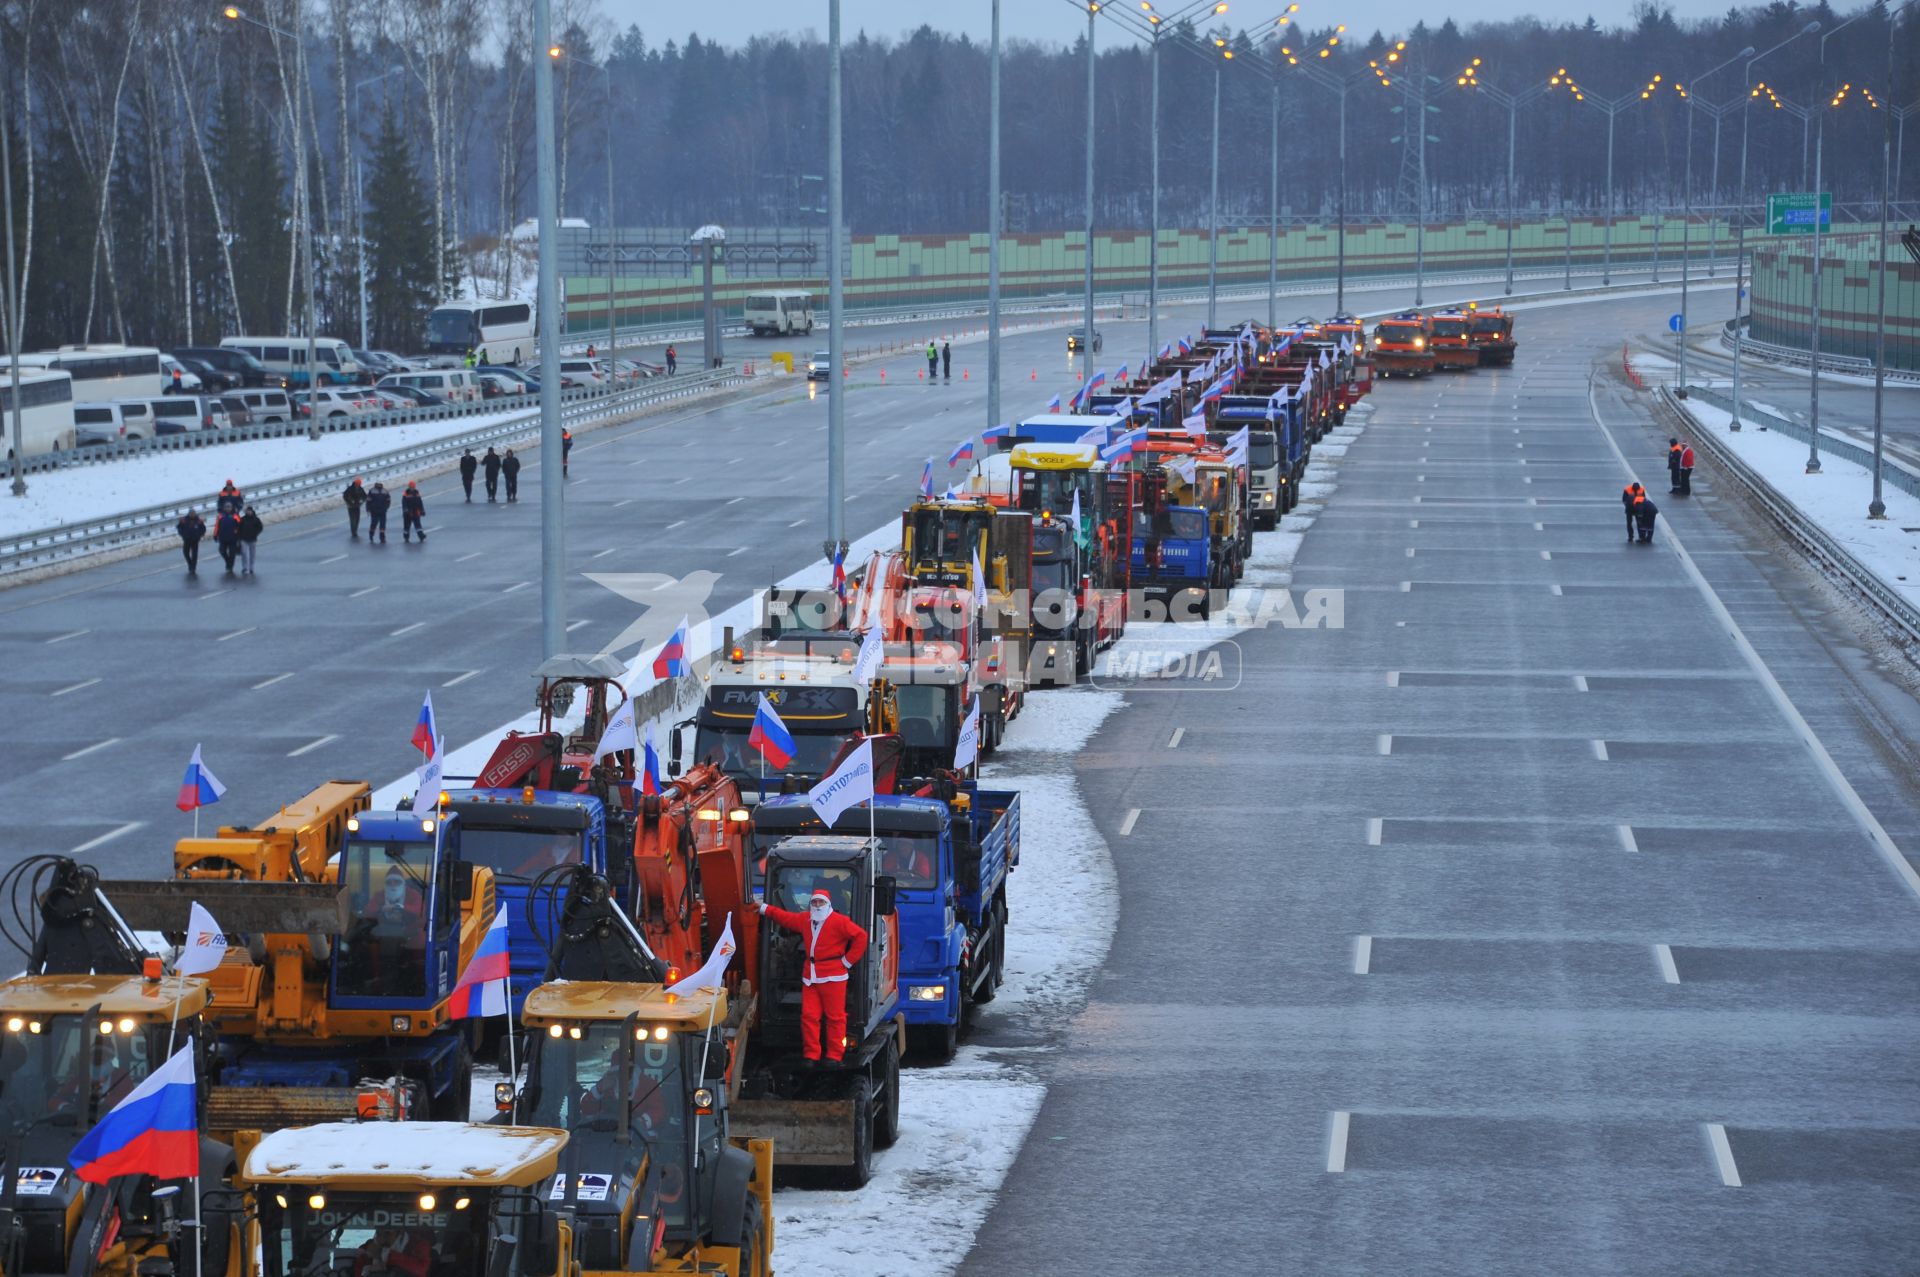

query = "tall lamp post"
[825,0,845,566]
[1080,2,1096,364]
[532,0,565,655]
[1806,8,1874,473]
[548,46,618,372]
[1891,96,1920,202]
[1675,46,1753,391]
[1730,25,1823,433]
[1455,58,1550,297]
[988,0,1001,428]
[3,43,23,496]
[1548,68,1663,286]
[1866,0,1912,515]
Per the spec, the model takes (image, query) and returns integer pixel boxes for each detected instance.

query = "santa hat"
[810,890,832,906]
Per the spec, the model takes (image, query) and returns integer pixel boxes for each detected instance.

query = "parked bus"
[423,300,535,363]
[743,289,815,337]
[219,336,364,388]
[0,369,77,458]
[17,344,163,401]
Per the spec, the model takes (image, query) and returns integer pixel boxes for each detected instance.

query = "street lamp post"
[1868,1,1913,517]
[2,51,24,496]
[1209,55,1222,327]
[988,0,1002,429]
[1549,69,1664,287]
[1280,29,1397,315]
[1081,2,1096,360]
[549,49,616,371]
[827,0,845,564]
[1676,47,1754,391]
[1455,59,1550,298]
[1893,98,1920,202]
[532,0,565,655]
[1806,9,1873,474]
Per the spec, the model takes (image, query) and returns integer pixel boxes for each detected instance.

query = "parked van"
[219,335,363,388]
[74,401,152,445]
[555,358,604,389]
[231,387,295,423]
[378,369,481,404]
[144,395,232,435]
[743,290,815,337]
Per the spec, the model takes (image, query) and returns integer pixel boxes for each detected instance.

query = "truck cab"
[1427,309,1481,370]
[1129,501,1214,618]
[1468,306,1517,366]
[1371,313,1434,378]
[1208,418,1287,526]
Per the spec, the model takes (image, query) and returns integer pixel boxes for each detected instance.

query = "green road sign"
[1766,192,1831,235]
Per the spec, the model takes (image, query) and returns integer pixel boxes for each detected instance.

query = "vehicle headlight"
[910,984,947,1002]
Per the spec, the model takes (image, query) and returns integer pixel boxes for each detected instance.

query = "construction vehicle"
[1126,471,1215,620]
[0,857,244,1277]
[1007,442,1130,663]
[900,496,1033,744]
[1143,433,1247,587]
[1370,312,1434,378]
[471,654,639,838]
[755,776,1019,1061]
[1466,304,1518,366]
[1427,308,1481,370]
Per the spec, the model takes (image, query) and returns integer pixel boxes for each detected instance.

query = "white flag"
[808,738,875,828]
[667,915,737,996]
[971,547,988,612]
[595,695,637,759]
[416,735,446,816]
[176,901,228,976]
[1182,408,1207,436]
[954,698,981,771]
[1069,487,1082,541]
[1171,456,1199,487]
[853,622,885,684]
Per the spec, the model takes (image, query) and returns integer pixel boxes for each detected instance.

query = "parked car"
[371,350,421,373]
[378,369,481,404]
[294,388,376,419]
[145,395,231,434]
[476,373,520,399]
[350,349,398,378]
[175,354,239,392]
[74,401,152,445]
[377,384,446,408]
[1066,328,1102,354]
[230,386,295,423]
[556,357,604,389]
[174,345,269,387]
[806,351,832,381]
[217,394,254,428]
[159,354,203,394]
[476,365,539,393]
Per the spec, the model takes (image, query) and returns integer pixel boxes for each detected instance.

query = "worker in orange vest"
[1678,443,1695,496]
[756,889,868,1065]
[1621,481,1644,542]
[1667,439,1684,493]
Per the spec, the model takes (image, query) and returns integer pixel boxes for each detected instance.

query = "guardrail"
[0,367,744,578]
[1716,317,1920,385]
[1660,386,1920,648]
[1680,383,1920,503]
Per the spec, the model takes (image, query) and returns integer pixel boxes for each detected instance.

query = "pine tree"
[208,80,290,336]
[363,105,437,352]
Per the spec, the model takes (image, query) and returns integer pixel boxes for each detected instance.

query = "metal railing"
[1661,386,1920,647]
[1683,382,1920,503]
[0,367,744,578]
[1717,317,1920,385]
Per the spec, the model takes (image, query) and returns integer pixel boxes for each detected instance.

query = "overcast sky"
[597,0,1741,47]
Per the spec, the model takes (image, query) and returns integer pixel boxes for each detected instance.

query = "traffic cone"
[918,369,925,380]
[880,369,886,382]
[1030,370,1037,380]
[963,369,970,380]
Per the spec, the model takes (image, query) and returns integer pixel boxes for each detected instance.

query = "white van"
[378,369,481,404]
[219,336,363,388]
[555,358,604,389]
[231,387,295,423]
[144,396,232,435]
[74,401,152,444]
[743,290,814,337]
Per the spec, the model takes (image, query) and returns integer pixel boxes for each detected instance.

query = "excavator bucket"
[100,879,346,937]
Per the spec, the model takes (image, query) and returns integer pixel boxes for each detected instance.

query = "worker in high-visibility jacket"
[757,889,868,1065]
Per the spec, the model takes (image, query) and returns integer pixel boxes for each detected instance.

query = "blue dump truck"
[754,779,1021,1061]
[1129,483,1216,619]
[1212,404,1300,527]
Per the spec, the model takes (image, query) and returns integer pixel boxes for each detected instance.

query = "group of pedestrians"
[925,340,952,381]
[455,446,525,503]
[1620,438,1697,545]
[174,479,264,577]
[342,477,428,543]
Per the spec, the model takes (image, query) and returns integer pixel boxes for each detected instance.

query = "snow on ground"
[0,409,539,537]
[1679,398,1920,613]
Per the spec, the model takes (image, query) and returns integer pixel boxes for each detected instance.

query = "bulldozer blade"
[100,879,346,936]
[729,1097,856,1167]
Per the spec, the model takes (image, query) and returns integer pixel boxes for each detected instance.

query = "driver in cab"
[354,1228,433,1277]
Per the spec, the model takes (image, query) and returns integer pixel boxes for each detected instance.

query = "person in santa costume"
[758,888,869,1065]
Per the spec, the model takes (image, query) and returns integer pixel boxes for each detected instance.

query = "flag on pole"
[416,735,445,817]
[1225,426,1251,467]
[920,457,936,498]
[1182,407,1208,436]
[1116,363,1130,384]
[653,617,689,678]
[642,722,664,795]
[667,915,738,996]
[853,622,886,684]
[175,901,228,976]
[749,693,796,769]
[595,696,637,759]
[411,693,438,757]
[1046,393,1062,412]
[983,423,1013,440]
[831,546,847,604]
[948,437,975,466]
[971,547,989,612]
[1074,426,1105,446]
[68,1045,199,1184]
[1069,488,1086,550]
[1158,342,1173,360]
[448,910,511,1019]
[175,745,226,813]
[954,697,981,771]
[1087,368,1108,396]
[1178,336,1192,355]
[807,737,875,827]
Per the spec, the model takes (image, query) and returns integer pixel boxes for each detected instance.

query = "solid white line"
[320,553,348,565]
[350,585,380,598]
[68,821,144,855]
[442,669,483,688]
[1366,817,1383,846]
[252,672,294,691]
[391,621,426,637]
[1573,675,1590,691]
[63,738,121,761]
[666,520,687,531]
[456,551,484,563]
[287,734,338,758]
[1590,379,1920,904]
[1167,727,1185,749]
[1119,808,1140,837]
[1377,734,1393,756]
[503,580,532,593]
[1386,671,1400,687]
[674,475,692,484]
[1353,936,1372,975]
[1327,1112,1351,1173]
[1617,824,1639,853]
[46,629,89,644]
[1654,943,1680,984]
[217,627,256,643]
[1591,739,1610,761]
[567,619,591,632]
[1706,1123,1742,1187]
[50,678,101,698]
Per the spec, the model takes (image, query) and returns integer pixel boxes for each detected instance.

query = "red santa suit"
[762,890,869,1063]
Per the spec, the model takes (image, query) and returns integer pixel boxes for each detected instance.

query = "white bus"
[0,369,77,459]
[743,290,814,337]
[424,300,536,364]
[219,336,364,388]
[18,344,164,401]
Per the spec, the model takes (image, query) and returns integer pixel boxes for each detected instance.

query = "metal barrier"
[0,367,744,578]
[1662,386,1920,647]
[1680,383,1920,504]
[1717,317,1920,385]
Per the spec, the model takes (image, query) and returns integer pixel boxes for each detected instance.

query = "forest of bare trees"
[2,0,1915,352]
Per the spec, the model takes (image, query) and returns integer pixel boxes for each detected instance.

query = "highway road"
[957,289,1920,1274]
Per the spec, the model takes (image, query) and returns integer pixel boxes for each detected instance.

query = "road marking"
[1327,1112,1351,1173]
[725,496,745,506]
[1119,808,1140,837]
[63,738,121,761]
[1385,671,1400,687]
[456,551,483,563]
[46,629,89,644]
[1366,817,1383,846]
[252,672,294,691]
[613,498,636,508]
[1591,739,1610,761]
[1617,824,1639,853]
[1406,547,1416,558]
[1540,550,1553,560]
[567,618,591,632]
[199,588,230,600]
[727,546,750,557]
[503,580,531,594]
[443,669,483,688]
[1535,522,1545,531]
[789,519,807,528]
[1654,943,1680,984]
[674,476,692,484]
[217,627,255,642]
[1408,519,1419,528]
[666,520,686,531]
[391,621,427,637]
[1377,734,1393,756]
[320,553,348,565]
[50,678,101,698]
[1549,583,1563,596]
[288,734,338,757]
[1573,675,1589,691]
[1706,1124,1742,1187]
[350,585,380,598]
[1353,936,1372,975]
[69,821,144,855]
[1167,727,1184,749]
[592,547,619,559]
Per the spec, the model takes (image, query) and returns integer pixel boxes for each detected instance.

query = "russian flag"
[831,546,847,604]
[1087,368,1108,395]
[1046,394,1062,412]
[448,910,510,1019]
[653,617,689,678]
[175,745,226,813]
[1201,382,1226,403]
[948,437,975,467]
[1116,363,1130,384]
[1159,343,1172,360]
[642,722,663,796]
[411,692,437,757]
[983,423,1012,440]
[920,458,936,498]
[69,1045,199,1184]
[1178,336,1192,355]
[748,693,796,769]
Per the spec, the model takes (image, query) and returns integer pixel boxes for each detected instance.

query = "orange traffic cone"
[1030,370,1037,380]
[963,369,970,380]
[918,369,925,380]
[880,369,887,381]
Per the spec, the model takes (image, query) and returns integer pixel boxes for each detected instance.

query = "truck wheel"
[972,915,1002,1005]
[874,1037,902,1149]
[834,1077,874,1189]
[912,1020,958,1065]
[738,1196,767,1277]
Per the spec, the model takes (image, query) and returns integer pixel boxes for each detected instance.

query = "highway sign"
[1669,313,1685,334]
[1766,192,1831,235]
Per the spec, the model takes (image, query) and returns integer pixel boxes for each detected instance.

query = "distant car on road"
[377,384,447,408]
[175,345,270,388]
[477,365,540,394]
[807,351,832,381]
[230,387,296,423]
[295,388,376,419]
[74,401,151,445]
[173,354,238,392]
[1067,328,1102,354]
[556,358,605,389]
[216,395,254,428]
